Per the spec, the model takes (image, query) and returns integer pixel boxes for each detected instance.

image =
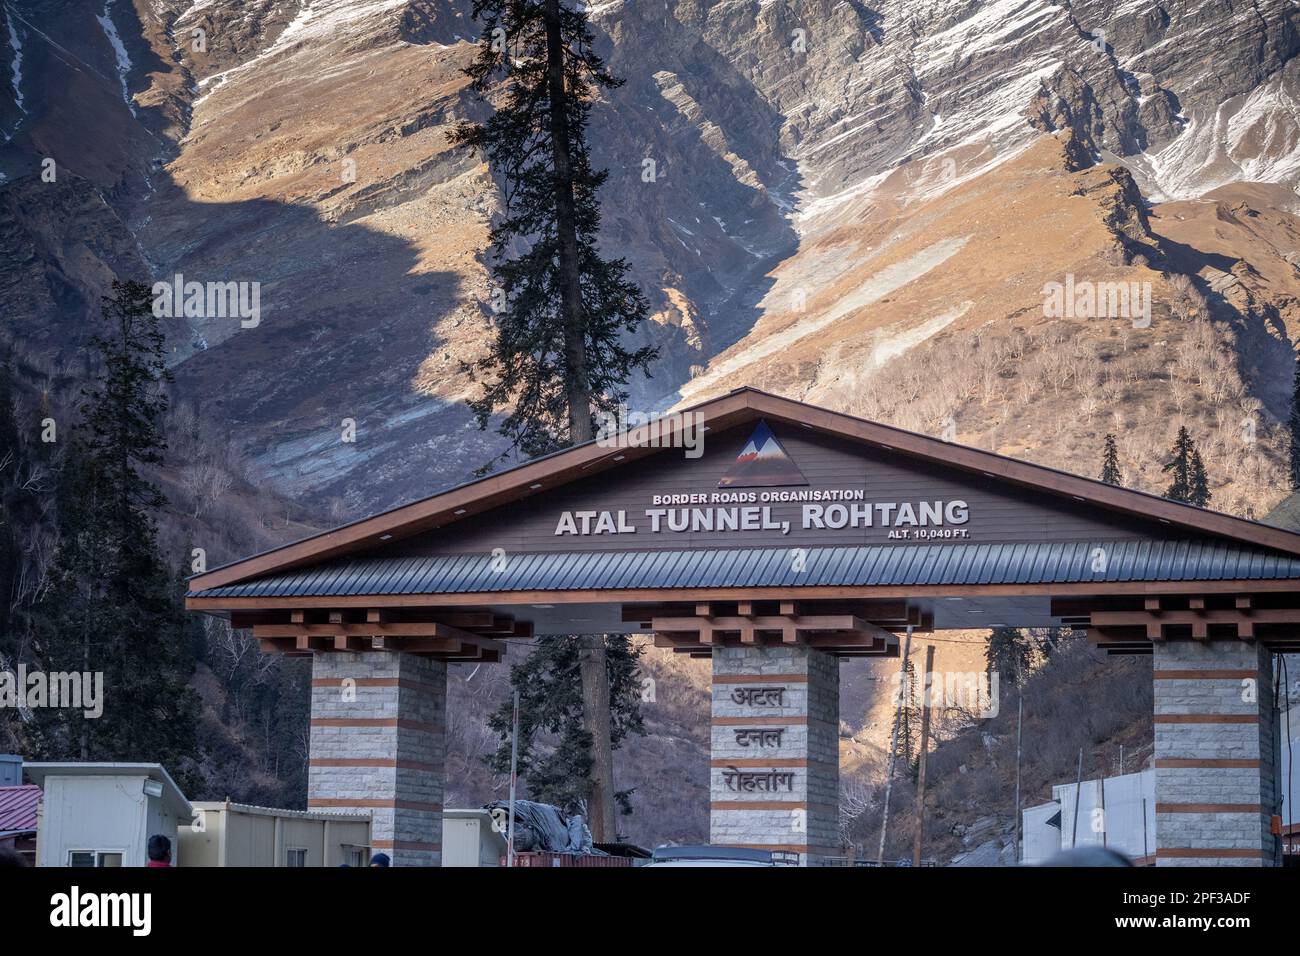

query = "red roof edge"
[0,784,40,832]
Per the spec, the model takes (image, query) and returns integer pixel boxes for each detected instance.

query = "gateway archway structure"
[188,388,1300,866]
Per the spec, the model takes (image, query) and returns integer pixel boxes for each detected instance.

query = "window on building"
[286,847,308,867]
[344,847,365,868]
[68,850,123,867]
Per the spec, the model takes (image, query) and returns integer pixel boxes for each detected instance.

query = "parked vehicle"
[644,845,799,867]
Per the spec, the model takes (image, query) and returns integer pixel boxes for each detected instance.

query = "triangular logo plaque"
[717,420,808,488]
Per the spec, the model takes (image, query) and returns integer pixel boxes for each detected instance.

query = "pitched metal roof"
[192,539,1300,599]
[188,388,1300,597]
[22,763,192,818]
[0,785,40,834]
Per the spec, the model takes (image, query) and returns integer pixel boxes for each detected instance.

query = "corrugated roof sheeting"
[193,539,1300,599]
[0,785,40,832]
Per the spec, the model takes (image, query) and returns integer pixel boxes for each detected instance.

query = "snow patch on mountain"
[1131,69,1300,201]
[190,0,411,115]
[272,0,409,49]
[868,301,973,368]
[682,235,971,399]
[175,0,218,24]
[96,1,137,117]
[6,7,23,115]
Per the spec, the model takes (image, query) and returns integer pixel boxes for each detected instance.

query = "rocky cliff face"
[2,0,1298,517]
[4,0,1298,850]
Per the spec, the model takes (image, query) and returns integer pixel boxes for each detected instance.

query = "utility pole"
[876,625,912,865]
[506,689,520,868]
[1142,797,1149,862]
[1100,773,1108,848]
[911,644,936,867]
[577,634,616,842]
[1013,693,1023,864]
[1070,747,1084,848]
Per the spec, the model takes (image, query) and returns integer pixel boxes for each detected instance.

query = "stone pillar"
[710,645,840,865]
[1153,640,1281,866]
[308,652,447,867]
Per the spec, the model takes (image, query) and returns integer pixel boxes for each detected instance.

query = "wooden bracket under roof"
[238,607,529,661]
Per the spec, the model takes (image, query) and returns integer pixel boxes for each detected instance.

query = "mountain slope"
[4,0,1297,515]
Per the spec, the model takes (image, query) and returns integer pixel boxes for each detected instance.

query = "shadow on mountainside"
[1154,232,1297,418]
[594,4,804,407]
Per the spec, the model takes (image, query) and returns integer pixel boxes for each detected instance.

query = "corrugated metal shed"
[193,539,1300,599]
[1050,770,1157,864]
[0,784,40,835]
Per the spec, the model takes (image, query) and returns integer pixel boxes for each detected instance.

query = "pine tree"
[0,361,34,759]
[1099,433,1121,486]
[456,1,657,840]
[0,363,24,652]
[0,363,19,481]
[35,281,200,783]
[890,657,922,772]
[489,634,644,822]
[1289,352,1300,491]
[172,540,206,667]
[1162,426,1194,503]
[0,359,54,746]
[986,626,1035,686]
[453,0,657,457]
[1189,448,1211,508]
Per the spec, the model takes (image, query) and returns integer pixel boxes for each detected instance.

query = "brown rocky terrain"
[3,0,1299,854]
[5,0,1297,513]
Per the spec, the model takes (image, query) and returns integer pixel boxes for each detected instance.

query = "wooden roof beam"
[650,614,891,637]
[189,579,1300,614]
[254,622,505,656]
[1093,609,1300,626]
[189,388,1300,599]
[253,621,484,639]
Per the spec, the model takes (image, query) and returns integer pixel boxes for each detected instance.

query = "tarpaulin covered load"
[483,800,599,854]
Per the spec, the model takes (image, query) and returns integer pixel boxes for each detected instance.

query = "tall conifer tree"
[455,1,656,839]
[1162,426,1194,503]
[488,634,644,817]
[891,656,922,774]
[454,0,657,457]
[0,363,25,653]
[986,626,1035,686]
[1289,353,1300,491]
[1099,433,1121,486]
[36,281,199,782]
[1189,448,1211,508]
